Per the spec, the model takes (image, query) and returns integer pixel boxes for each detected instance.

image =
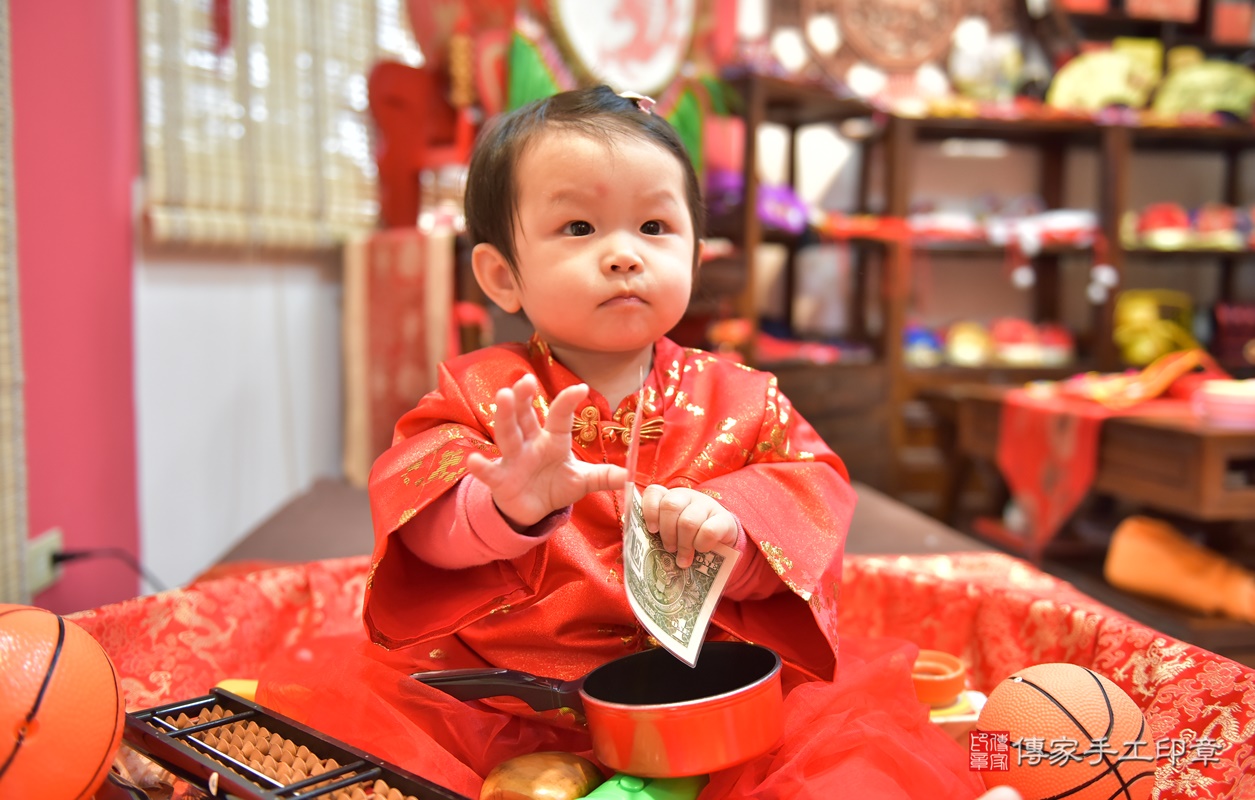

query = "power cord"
[53,548,170,593]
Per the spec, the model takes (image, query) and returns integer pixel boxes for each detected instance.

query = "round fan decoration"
[804,0,964,71]
[547,0,699,95]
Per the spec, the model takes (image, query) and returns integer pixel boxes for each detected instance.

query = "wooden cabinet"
[705,73,901,491]
[714,71,1255,512]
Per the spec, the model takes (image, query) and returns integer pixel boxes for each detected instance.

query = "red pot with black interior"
[413,641,782,778]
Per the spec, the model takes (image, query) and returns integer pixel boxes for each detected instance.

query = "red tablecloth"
[72,553,1255,798]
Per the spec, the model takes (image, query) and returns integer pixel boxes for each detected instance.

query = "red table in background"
[940,383,1255,558]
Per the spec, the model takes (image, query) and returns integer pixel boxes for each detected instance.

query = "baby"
[262,85,987,800]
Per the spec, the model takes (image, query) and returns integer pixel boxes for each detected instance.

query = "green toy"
[583,773,709,800]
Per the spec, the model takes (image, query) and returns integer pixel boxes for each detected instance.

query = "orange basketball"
[975,663,1154,800]
[0,604,125,800]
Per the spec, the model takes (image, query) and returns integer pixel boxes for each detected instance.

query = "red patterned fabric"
[343,228,457,486]
[70,552,1255,798]
[841,553,1255,796]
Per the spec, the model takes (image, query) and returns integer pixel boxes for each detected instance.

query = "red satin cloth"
[994,389,1187,559]
[995,389,1115,558]
[72,552,1255,798]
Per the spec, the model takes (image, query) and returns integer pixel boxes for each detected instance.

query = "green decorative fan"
[1152,61,1255,120]
[507,31,561,111]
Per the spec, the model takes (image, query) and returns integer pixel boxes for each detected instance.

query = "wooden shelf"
[912,240,1093,256]
[1130,124,1255,150]
[714,69,1255,505]
[1124,246,1255,257]
[908,115,1101,144]
[723,73,873,128]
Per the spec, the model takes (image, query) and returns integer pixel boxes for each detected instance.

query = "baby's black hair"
[463,85,705,276]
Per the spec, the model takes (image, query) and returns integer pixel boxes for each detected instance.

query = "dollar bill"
[621,483,740,667]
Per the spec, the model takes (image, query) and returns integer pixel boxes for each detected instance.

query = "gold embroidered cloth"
[70,550,1255,797]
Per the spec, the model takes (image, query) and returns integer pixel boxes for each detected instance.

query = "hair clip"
[618,91,656,115]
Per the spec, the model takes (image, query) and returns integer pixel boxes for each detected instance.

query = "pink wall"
[12,2,139,611]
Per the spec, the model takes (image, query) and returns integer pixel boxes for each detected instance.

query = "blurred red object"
[1212,0,1254,43]
[1138,202,1191,234]
[406,0,515,70]
[368,62,470,229]
[1126,0,1199,21]
[1058,0,1109,12]
[1194,202,1237,234]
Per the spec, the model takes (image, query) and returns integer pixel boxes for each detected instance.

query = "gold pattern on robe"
[573,406,602,443]
[786,578,811,601]
[477,402,498,425]
[403,449,467,487]
[489,604,513,615]
[570,404,664,447]
[684,352,718,372]
[397,508,417,527]
[608,568,619,583]
[758,424,790,457]
[530,338,556,364]
[429,648,446,660]
[760,542,794,576]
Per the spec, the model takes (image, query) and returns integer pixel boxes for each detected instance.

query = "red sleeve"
[363,350,548,650]
[703,377,856,679]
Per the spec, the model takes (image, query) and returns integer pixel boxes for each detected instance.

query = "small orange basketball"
[975,663,1154,800]
[0,604,126,800]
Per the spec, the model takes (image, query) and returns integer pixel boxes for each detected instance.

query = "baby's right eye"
[563,221,594,236]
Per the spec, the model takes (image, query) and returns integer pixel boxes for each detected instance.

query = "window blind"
[139,0,421,247]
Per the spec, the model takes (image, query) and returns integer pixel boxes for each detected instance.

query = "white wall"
[134,248,344,589]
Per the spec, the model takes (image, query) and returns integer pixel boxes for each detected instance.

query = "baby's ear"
[471,243,522,314]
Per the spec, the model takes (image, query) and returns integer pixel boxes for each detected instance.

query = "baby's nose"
[604,239,643,272]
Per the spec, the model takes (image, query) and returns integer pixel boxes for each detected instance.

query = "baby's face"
[508,128,696,361]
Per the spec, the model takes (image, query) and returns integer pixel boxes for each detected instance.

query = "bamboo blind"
[0,0,29,603]
[139,0,422,247]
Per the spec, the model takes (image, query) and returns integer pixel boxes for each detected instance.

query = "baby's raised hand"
[639,485,738,569]
[467,374,626,529]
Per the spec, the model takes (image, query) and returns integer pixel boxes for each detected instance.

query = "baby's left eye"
[641,220,663,235]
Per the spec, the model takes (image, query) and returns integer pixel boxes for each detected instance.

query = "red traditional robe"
[257,336,984,799]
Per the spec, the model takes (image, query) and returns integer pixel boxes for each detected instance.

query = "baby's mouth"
[602,293,645,306]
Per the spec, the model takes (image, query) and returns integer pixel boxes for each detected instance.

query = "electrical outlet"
[27,527,63,596]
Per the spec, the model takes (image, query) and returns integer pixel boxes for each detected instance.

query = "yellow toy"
[1113,289,1198,366]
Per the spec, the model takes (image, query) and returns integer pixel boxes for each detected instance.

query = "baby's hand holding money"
[468,374,625,529]
[640,485,738,569]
